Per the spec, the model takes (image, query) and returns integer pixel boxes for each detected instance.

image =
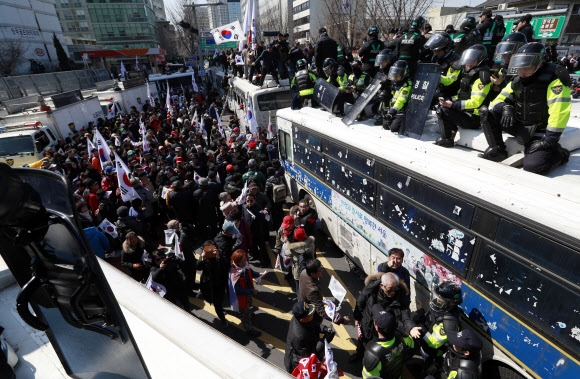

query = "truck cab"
[0,122,58,167]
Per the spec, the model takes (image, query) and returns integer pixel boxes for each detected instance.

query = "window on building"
[63,10,73,20]
[76,10,85,19]
[59,0,70,8]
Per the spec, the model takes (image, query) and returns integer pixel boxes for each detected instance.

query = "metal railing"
[0,68,114,102]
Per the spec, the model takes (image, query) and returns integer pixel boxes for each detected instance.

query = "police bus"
[275,106,580,378]
[226,76,292,134]
[148,70,198,102]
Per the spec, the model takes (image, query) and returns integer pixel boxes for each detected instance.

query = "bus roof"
[229,76,291,97]
[276,105,580,243]
[148,70,195,82]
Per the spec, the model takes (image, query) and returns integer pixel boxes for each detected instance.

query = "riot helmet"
[425,32,453,52]
[459,44,487,72]
[368,25,379,37]
[430,281,463,313]
[507,42,547,78]
[459,17,477,32]
[323,57,337,77]
[296,59,307,71]
[375,49,395,68]
[387,60,409,83]
[494,32,527,67]
[445,24,456,34]
[411,16,426,31]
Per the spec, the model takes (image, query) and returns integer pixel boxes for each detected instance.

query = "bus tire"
[483,361,526,379]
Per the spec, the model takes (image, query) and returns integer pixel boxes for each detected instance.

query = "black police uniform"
[315,33,338,78]
[359,36,386,77]
[396,29,426,75]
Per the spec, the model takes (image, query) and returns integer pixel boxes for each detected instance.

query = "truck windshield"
[0,135,34,156]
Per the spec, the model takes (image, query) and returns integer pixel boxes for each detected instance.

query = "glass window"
[293,142,324,179]
[293,126,321,151]
[279,130,292,162]
[385,168,475,228]
[257,91,292,111]
[325,144,374,178]
[379,187,474,275]
[326,159,375,211]
[0,135,34,155]
[474,244,580,358]
[34,131,50,152]
[495,219,579,286]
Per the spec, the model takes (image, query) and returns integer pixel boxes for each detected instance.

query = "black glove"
[500,105,515,130]
[378,90,389,102]
[526,139,553,154]
[383,113,393,127]
[322,326,336,343]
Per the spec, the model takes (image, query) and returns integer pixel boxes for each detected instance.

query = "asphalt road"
[187,224,369,379]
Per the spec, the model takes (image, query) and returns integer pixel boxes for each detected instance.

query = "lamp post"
[184,1,227,71]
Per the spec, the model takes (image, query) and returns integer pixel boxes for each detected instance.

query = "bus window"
[326,159,375,212]
[474,244,580,358]
[257,92,292,111]
[325,144,374,178]
[385,168,475,229]
[279,130,293,162]
[293,142,324,179]
[293,127,322,151]
[379,188,474,275]
[495,219,579,286]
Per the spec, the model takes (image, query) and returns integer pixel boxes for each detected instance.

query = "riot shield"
[0,164,151,378]
[313,78,340,113]
[400,64,441,139]
[342,73,386,126]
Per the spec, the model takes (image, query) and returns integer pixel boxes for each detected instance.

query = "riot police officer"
[396,16,427,75]
[479,43,571,174]
[451,17,482,56]
[425,32,462,101]
[323,57,353,116]
[382,60,412,133]
[373,49,396,125]
[426,329,483,379]
[436,45,492,147]
[418,281,463,372]
[290,59,318,109]
[348,60,372,119]
[489,32,528,94]
[358,25,385,77]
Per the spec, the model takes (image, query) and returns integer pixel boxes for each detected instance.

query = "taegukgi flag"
[211,21,243,45]
[113,152,140,202]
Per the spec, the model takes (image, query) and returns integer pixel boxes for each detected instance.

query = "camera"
[322,326,336,342]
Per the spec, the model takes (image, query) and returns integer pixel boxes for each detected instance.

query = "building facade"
[0,0,70,74]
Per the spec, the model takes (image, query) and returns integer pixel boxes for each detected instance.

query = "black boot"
[478,105,507,161]
[434,105,455,147]
[478,146,508,162]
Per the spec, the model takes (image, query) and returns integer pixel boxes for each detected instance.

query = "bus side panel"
[336,216,371,273]
[462,286,580,378]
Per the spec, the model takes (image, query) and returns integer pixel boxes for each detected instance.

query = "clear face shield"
[387,65,406,82]
[493,41,521,66]
[429,289,452,312]
[507,53,543,77]
[459,49,485,72]
[323,64,334,77]
[424,34,447,52]
[375,54,393,68]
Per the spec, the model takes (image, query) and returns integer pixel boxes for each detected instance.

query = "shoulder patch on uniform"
[478,83,484,90]
[552,85,563,95]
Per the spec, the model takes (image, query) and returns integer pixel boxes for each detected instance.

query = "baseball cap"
[294,227,307,242]
[446,329,483,352]
[518,14,532,23]
[481,9,492,16]
[226,164,235,173]
[371,304,396,336]
[319,27,327,34]
[292,301,315,318]
[222,221,239,235]
[281,215,294,229]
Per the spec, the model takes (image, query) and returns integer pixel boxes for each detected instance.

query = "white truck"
[94,84,148,116]
[0,96,104,167]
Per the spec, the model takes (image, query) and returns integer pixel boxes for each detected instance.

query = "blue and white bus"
[275,106,580,378]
